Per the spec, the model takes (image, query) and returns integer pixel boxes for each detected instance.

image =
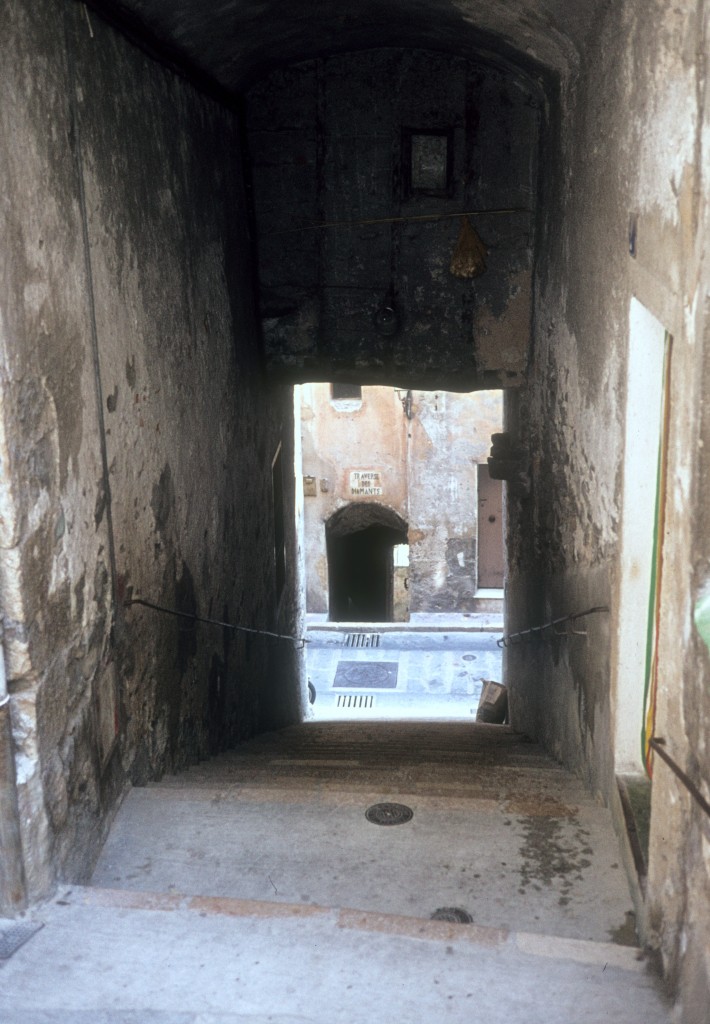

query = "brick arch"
[326,501,408,540]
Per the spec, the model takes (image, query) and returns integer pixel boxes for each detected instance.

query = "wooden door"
[477,465,504,589]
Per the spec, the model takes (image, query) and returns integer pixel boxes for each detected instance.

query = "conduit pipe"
[0,631,26,913]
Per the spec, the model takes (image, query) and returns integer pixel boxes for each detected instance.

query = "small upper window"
[402,128,454,198]
[331,383,362,402]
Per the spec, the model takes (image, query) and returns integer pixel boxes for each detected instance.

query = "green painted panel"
[694,591,710,655]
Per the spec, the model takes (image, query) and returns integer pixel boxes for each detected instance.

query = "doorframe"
[476,462,505,592]
[613,298,672,775]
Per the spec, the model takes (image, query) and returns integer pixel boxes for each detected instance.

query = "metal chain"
[124,597,309,649]
[497,605,609,648]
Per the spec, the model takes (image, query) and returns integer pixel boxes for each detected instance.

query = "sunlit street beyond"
[305,613,503,720]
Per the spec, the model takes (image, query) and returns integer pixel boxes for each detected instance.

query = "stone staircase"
[0,722,671,1023]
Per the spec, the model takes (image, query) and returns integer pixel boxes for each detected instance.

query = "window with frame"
[401,128,454,198]
[330,383,362,402]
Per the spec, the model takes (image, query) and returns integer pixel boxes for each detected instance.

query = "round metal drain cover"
[365,802,414,826]
[430,907,473,924]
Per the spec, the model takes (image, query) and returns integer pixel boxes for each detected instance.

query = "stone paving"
[0,718,671,1023]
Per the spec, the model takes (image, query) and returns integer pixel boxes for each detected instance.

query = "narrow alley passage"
[0,720,671,1022]
[2,2,709,1017]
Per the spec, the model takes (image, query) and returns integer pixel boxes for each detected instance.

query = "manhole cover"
[430,907,473,924]
[0,919,43,959]
[365,802,413,826]
[334,661,398,689]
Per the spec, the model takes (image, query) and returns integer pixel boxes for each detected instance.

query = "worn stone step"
[0,886,670,1024]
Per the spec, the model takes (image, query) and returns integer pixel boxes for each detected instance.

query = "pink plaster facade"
[298,384,503,618]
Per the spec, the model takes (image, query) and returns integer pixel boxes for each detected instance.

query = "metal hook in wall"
[373,286,401,337]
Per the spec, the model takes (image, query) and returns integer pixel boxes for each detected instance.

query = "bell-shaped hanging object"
[449,216,487,278]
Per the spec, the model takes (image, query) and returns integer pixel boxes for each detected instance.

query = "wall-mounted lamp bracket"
[487,432,530,492]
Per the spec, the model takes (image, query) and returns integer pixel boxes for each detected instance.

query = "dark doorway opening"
[326,504,407,622]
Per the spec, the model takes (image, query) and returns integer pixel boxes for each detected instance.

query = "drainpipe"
[0,629,26,913]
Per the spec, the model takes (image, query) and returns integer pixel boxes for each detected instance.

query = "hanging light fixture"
[449,216,487,278]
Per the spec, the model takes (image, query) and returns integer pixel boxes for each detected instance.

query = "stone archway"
[326,504,408,622]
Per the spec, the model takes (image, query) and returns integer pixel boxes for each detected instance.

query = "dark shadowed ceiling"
[86,0,604,91]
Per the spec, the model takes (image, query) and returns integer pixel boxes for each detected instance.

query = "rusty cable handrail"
[649,738,710,820]
[497,605,610,648]
[124,597,310,649]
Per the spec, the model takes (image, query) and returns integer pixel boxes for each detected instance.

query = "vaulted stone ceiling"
[87,0,605,90]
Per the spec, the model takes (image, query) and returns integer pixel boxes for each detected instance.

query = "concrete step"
[307,613,504,632]
[0,886,670,1023]
[154,723,587,799]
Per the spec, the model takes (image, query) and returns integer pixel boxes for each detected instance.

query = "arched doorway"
[326,504,408,622]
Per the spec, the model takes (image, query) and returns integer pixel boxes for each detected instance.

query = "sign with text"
[350,470,383,496]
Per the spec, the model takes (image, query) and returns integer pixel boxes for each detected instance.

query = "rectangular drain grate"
[337,694,375,709]
[344,633,381,648]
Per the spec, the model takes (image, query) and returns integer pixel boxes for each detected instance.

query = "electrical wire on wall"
[642,333,673,777]
[265,207,530,236]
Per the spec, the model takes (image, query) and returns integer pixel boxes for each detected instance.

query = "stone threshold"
[65,885,648,973]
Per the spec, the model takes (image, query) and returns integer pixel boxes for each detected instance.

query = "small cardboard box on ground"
[476,680,508,723]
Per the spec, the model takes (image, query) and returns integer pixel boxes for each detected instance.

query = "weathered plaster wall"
[407,389,502,610]
[669,286,710,1023]
[299,384,501,614]
[642,4,710,1017]
[0,0,301,903]
[505,1,710,1018]
[300,384,406,613]
[246,50,541,389]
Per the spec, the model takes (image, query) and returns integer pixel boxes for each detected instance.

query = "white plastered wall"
[614,298,668,774]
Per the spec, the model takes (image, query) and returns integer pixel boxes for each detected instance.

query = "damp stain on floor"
[515,806,595,912]
[609,910,639,947]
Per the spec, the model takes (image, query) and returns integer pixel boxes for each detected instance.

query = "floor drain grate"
[0,920,43,959]
[430,907,473,924]
[337,694,375,709]
[365,802,414,826]
[344,633,381,648]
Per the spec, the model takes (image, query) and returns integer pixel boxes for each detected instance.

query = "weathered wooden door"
[477,464,504,589]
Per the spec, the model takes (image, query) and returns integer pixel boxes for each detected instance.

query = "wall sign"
[350,470,383,496]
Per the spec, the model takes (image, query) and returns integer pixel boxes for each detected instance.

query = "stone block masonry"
[0,0,301,902]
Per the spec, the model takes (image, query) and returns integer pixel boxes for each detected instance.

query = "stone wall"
[246,49,541,389]
[504,1,710,1018]
[0,0,302,903]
